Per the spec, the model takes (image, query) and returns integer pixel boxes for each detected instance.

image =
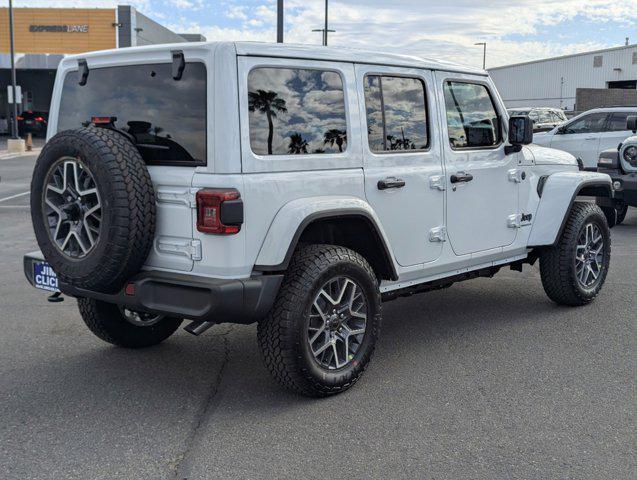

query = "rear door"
[435,73,519,256]
[599,111,635,154]
[549,112,608,167]
[56,59,208,272]
[357,65,445,267]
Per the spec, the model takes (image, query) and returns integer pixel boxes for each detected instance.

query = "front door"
[357,65,445,267]
[549,111,608,168]
[435,73,518,256]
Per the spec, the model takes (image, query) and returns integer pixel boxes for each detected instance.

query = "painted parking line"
[0,191,29,203]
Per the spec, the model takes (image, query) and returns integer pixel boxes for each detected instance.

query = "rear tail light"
[35,116,45,122]
[17,116,24,121]
[196,188,243,235]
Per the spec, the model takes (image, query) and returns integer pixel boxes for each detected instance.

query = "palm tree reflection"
[248,90,288,155]
[288,133,309,154]
[323,129,347,153]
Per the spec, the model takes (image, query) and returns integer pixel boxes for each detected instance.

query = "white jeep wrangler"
[25,42,613,397]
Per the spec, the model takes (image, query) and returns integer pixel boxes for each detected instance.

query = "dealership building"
[0,6,205,127]
[489,43,637,112]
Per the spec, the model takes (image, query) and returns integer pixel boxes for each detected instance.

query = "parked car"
[534,107,637,168]
[596,115,637,226]
[18,110,48,137]
[23,42,614,397]
[507,107,567,133]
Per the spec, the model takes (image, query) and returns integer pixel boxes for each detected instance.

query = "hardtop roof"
[61,41,487,76]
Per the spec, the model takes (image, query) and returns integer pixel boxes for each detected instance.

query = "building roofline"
[488,43,636,71]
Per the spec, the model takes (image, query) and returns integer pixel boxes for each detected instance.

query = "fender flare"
[254,196,398,280]
[527,171,613,247]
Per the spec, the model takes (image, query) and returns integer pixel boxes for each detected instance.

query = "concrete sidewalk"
[0,135,45,158]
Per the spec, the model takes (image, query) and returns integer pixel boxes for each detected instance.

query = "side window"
[443,81,501,149]
[364,75,428,152]
[550,111,564,123]
[563,113,608,134]
[247,67,347,155]
[537,110,553,123]
[606,113,632,132]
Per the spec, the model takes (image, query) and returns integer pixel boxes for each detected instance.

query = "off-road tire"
[31,127,155,293]
[257,245,382,397]
[616,204,628,225]
[540,203,611,306]
[78,298,182,348]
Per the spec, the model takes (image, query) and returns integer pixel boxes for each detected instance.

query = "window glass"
[247,67,347,155]
[549,111,563,123]
[59,63,206,164]
[537,110,553,123]
[563,113,608,134]
[364,76,428,152]
[443,81,501,149]
[606,113,632,132]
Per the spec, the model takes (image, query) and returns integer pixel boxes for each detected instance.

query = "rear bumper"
[24,252,282,325]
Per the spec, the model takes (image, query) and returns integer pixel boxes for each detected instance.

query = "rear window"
[58,62,207,165]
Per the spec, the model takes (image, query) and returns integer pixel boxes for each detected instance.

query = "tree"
[248,90,287,154]
[288,133,309,154]
[323,129,347,153]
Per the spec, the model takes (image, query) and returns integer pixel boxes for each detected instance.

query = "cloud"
[11,0,637,68]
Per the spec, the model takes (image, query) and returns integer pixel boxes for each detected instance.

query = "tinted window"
[606,112,632,132]
[364,75,428,152]
[58,63,207,165]
[564,113,608,134]
[443,82,501,149]
[247,67,347,155]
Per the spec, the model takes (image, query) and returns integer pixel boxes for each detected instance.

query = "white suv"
[24,42,614,397]
[534,107,637,168]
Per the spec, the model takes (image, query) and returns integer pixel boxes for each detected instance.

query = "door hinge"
[429,226,447,242]
[429,175,446,191]
[155,188,197,208]
[508,169,526,183]
[507,213,533,229]
[156,238,202,261]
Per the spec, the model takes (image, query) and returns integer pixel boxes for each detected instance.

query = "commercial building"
[489,43,637,112]
[0,6,204,130]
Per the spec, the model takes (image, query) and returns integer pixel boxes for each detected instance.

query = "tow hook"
[184,320,215,336]
[47,291,64,303]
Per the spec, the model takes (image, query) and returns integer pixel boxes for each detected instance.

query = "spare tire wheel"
[30,127,156,293]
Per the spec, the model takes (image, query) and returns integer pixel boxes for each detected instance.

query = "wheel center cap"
[62,202,81,221]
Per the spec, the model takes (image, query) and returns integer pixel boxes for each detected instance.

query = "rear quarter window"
[57,62,207,165]
[247,67,348,156]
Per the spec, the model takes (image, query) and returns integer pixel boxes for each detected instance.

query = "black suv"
[18,110,48,138]
[597,116,637,226]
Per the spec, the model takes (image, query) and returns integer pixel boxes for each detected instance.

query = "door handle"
[450,172,474,184]
[584,136,598,141]
[377,177,406,190]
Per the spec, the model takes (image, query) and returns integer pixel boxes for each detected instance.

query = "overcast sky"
[21,0,637,68]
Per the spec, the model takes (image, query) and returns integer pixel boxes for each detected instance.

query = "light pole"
[277,0,283,43]
[312,0,334,46]
[475,42,487,70]
[8,0,19,139]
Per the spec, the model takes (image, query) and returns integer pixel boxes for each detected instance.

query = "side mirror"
[508,116,533,145]
[627,116,637,134]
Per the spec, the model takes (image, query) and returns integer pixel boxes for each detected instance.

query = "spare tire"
[30,127,156,293]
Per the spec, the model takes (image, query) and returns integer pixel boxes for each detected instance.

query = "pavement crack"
[171,325,234,480]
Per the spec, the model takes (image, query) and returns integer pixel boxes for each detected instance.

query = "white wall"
[489,45,637,111]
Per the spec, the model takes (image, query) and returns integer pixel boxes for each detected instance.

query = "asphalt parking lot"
[0,152,635,480]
